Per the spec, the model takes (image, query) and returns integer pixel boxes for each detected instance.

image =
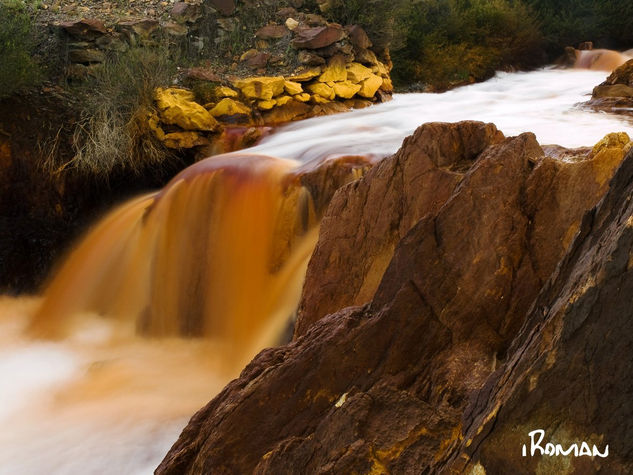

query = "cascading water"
[31,154,324,370]
[2,68,633,474]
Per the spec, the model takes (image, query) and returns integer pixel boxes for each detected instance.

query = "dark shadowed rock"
[156,122,628,473]
[170,2,203,24]
[117,19,160,42]
[445,147,633,474]
[207,0,236,16]
[68,48,106,64]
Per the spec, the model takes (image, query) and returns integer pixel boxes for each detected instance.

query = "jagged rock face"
[296,123,628,340]
[296,121,504,337]
[447,148,633,474]
[156,122,629,473]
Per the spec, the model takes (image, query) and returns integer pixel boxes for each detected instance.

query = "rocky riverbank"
[156,122,633,473]
[0,0,393,292]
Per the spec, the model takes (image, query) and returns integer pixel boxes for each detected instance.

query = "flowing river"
[1,68,632,475]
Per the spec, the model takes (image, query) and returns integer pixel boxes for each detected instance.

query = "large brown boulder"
[447,146,633,474]
[156,122,629,473]
[296,121,503,336]
[296,124,628,338]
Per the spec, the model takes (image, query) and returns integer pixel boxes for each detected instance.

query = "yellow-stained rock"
[371,61,390,78]
[147,111,165,141]
[592,132,631,155]
[275,95,293,106]
[154,87,219,131]
[284,80,303,95]
[307,82,335,100]
[163,131,209,149]
[380,77,394,93]
[209,98,251,117]
[591,132,631,186]
[333,80,361,99]
[214,86,239,99]
[233,76,285,100]
[257,99,277,110]
[294,93,311,102]
[310,94,331,104]
[357,74,383,98]
[288,67,322,82]
[346,62,372,83]
[318,55,347,82]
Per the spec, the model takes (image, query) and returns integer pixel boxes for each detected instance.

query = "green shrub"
[320,0,411,53]
[0,0,41,99]
[48,46,180,177]
[526,0,633,57]
[392,0,543,89]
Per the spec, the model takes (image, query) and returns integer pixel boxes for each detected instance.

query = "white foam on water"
[248,69,633,162]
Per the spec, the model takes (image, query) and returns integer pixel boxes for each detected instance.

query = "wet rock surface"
[448,145,633,474]
[156,122,632,473]
[585,59,633,114]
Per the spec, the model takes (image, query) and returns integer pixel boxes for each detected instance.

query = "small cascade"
[30,154,322,369]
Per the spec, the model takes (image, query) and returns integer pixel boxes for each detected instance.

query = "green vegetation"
[0,0,41,99]
[319,0,632,89]
[48,46,179,177]
[393,0,543,89]
[525,0,633,56]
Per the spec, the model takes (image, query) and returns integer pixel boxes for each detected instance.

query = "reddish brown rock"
[255,24,288,40]
[170,2,203,23]
[59,19,107,41]
[157,123,626,473]
[240,50,270,69]
[296,122,504,336]
[292,25,345,50]
[183,67,221,83]
[208,0,235,15]
[297,50,326,66]
[346,25,372,49]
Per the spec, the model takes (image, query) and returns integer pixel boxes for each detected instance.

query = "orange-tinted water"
[31,153,319,371]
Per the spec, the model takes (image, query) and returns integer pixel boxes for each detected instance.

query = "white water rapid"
[2,68,633,475]
[250,68,633,163]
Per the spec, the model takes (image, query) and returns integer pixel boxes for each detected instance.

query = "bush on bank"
[0,0,41,99]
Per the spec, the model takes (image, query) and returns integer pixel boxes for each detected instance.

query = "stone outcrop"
[149,52,391,149]
[51,6,393,151]
[446,141,633,474]
[156,122,632,473]
[585,59,633,114]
